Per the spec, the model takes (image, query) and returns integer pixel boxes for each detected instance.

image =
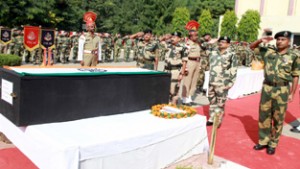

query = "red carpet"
[0,148,37,169]
[197,87,300,169]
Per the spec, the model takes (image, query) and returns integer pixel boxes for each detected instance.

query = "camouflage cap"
[171,32,182,38]
[218,36,231,43]
[274,31,292,39]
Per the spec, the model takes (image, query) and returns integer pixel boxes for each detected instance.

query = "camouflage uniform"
[124,38,134,62]
[102,36,113,62]
[69,35,79,62]
[256,46,300,148]
[30,47,43,64]
[57,34,70,63]
[197,41,214,92]
[114,36,123,62]
[159,40,169,61]
[12,33,24,57]
[164,43,186,101]
[208,48,238,123]
[136,39,159,70]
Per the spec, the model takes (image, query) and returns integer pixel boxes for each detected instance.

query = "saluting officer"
[251,31,300,155]
[206,36,238,127]
[131,29,159,70]
[164,32,186,104]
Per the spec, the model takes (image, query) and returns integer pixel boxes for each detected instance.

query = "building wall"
[234,0,300,44]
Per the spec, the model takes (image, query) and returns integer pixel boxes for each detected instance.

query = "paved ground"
[1,61,300,169]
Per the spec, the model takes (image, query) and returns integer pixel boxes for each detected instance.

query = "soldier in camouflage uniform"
[196,34,216,94]
[12,30,24,57]
[159,34,171,61]
[102,33,113,62]
[251,31,300,155]
[206,36,238,127]
[131,29,159,70]
[68,32,79,63]
[56,31,70,63]
[124,36,134,62]
[164,32,186,104]
[30,47,43,65]
[113,33,123,62]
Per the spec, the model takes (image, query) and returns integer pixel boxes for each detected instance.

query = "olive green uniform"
[256,46,300,148]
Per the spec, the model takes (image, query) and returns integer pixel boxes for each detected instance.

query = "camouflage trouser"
[258,84,289,148]
[208,84,229,123]
[125,47,131,61]
[197,69,205,89]
[114,47,120,62]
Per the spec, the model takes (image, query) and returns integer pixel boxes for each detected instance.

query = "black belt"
[188,57,200,61]
[165,65,182,70]
[263,80,289,87]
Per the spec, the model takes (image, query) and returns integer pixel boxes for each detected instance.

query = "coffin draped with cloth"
[0,67,170,126]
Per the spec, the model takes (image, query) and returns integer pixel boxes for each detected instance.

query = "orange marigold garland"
[151,104,197,119]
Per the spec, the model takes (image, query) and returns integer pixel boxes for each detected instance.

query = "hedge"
[0,54,22,67]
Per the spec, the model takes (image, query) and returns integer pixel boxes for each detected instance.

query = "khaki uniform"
[182,39,202,100]
[164,43,186,101]
[208,48,238,123]
[136,40,159,70]
[257,47,300,148]
[83,32,101,66]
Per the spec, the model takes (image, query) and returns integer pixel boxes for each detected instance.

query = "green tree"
[198,9,213,37]
[237,10,261,42]
[172,7,190,35]
[220,10,238,40]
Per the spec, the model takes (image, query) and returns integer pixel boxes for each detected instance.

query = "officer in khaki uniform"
[164,32,186,104]
[81,11,101,67]
[181,27,201,104]
[206,36,238,127]
[131,29,159,70]
[251,31,300,155]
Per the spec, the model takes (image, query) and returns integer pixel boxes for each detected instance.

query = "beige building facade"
[235,0,300,44]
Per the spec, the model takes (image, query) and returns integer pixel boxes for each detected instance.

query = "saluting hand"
[261,36,273,44]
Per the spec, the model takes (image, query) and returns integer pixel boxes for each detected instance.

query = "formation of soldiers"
[0,28,263,65]
[1,28,299,99]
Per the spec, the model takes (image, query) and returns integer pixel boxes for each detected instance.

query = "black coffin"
[0,68,170,126]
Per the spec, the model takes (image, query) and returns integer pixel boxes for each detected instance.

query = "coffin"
[0,67,170,126]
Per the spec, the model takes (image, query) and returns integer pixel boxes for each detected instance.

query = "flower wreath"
[151,104,197,119]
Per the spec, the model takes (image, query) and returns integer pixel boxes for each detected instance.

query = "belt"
[84,50,93,54]
[165,65,182,70]
[263,80,289,87]
[188,57,200,62]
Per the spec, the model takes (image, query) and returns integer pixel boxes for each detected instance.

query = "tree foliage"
[172,7,190,35]
[237,10,261,42]
[0,0,235,35]
[198,9,213,37]
[220,10,238,40]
